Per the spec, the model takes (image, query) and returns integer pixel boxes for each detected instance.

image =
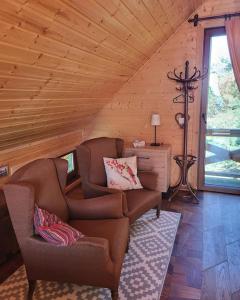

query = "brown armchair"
[3,158,129,300]
[76,137,162,224]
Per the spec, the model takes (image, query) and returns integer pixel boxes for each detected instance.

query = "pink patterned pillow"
[34,206,84,246]
[103,156,143,190]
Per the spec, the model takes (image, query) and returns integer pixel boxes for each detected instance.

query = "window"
[199,27,240,193]
[60,150,79,184]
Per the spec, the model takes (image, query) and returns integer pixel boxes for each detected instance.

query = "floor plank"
[203,226,227,270]
[226,240,240,294]
[201,262,231,300]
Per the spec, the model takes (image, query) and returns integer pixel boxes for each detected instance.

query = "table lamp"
[150,113,160,146]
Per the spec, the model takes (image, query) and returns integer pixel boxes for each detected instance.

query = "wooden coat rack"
[167,61,206,203]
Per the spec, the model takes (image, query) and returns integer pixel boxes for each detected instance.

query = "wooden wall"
[84,0,240,187]
[0,0,202,151]
[0,129,83,187]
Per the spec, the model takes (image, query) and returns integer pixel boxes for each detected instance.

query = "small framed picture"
[0,165,9,177]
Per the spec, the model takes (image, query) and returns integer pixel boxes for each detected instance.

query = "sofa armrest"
[138,171,159,190]
[66,193,125,220]
[83,182,128,215]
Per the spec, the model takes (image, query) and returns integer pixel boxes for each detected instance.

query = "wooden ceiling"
[0,0,203,150]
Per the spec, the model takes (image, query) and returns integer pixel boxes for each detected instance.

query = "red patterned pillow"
[34,206,84,246]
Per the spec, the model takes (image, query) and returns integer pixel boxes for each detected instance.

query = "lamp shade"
[151,113,160,126]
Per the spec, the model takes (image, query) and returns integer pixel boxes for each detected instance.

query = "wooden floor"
[1,191,240,300]
[161,191,240,300]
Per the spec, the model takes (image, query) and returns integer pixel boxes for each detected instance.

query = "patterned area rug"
[0,210,180,300]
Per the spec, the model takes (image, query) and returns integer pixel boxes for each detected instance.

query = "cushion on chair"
[125,189,161,223]
[34,206,84,246]
[69,218,129,263]
[103,156,143,190]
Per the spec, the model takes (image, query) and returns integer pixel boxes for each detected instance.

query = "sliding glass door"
[198,27,240,193]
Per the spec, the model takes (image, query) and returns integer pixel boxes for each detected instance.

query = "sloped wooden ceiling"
[0,0,203,150]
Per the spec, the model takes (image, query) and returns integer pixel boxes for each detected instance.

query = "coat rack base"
[168,155,199,204]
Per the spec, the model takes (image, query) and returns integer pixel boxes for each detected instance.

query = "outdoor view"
[205,35,240,188]
[61,152,75,174]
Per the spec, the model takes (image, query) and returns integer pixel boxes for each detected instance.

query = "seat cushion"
[125,189,161,224]
[69,218,129,263]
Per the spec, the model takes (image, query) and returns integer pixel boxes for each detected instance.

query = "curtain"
[225,18,240,90]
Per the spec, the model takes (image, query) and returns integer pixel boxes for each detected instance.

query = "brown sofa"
[3,158,129,300]
[76,137,162,224]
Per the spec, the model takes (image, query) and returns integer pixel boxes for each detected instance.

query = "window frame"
[198,26,240,194]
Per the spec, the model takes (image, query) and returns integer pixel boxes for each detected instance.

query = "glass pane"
[61,152,74,174]
[205,136,240,188]
[207,35,240,130]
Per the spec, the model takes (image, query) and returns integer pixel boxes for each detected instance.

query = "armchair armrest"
[66,193,125,220]
[138,171,159,190]
[25,236,114,280]
[83,182,128,215]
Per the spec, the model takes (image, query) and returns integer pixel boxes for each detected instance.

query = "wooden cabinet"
[124,145,171,193]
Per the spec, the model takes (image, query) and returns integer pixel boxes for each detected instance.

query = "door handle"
[202,113,207,124]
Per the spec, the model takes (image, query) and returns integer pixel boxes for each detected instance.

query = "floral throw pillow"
[103,156,143,190]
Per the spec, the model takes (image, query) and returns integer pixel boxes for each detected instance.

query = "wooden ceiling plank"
[0,108,103,122]
[9,0,150,61]
[0,11,140,72]
[0,122,88,150]
[0,88,119,100]
[0,73,122,86]
[0,104,108,116]
[0,89,116,99]
[0,59,128,82]
[0,115,95,140]
[0,75,123,91]
[0,109,100,129]
[0,38,134,77]
[62,0,152,55]
[0,63,122,84]
[94,0,157,45]
[119,0,165,43]
[0,45,130,82]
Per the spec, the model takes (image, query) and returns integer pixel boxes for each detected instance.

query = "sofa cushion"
[103,156,143,190]
[34,206,84,246]
[125,189,161,223]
